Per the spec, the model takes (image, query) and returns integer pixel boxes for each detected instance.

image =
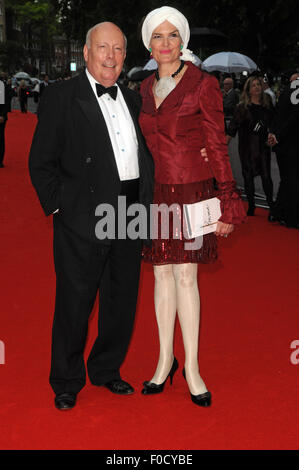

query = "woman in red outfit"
[139,6,246,406]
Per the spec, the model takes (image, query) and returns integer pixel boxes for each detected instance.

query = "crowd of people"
[1,74,72,113]
[221,70,299,229]
[0,74,72,167]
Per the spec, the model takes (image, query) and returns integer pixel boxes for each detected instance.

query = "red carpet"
[0,110,299,450]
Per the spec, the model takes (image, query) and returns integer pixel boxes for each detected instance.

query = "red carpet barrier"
[0,110,299,450]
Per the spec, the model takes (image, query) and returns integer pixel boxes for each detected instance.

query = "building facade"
[2,2,84,78]
[0,0,6,43]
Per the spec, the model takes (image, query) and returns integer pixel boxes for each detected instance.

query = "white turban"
[141,6,195,63]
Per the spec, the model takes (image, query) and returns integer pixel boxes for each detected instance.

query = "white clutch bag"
[183,197,221,239]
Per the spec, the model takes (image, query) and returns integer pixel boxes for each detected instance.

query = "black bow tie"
[96,83,118,100]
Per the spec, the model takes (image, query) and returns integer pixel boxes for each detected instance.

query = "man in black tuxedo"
[29,22,154,410]
[222,77,239,118]
[268,73,299,227]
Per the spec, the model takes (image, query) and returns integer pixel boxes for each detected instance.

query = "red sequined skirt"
[142,179,218,265]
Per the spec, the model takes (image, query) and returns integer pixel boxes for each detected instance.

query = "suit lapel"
[74,74,146,181]
[75,72,119,177]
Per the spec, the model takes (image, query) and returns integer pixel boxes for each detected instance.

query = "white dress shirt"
[52,71,141,214]
[86,68,139,181]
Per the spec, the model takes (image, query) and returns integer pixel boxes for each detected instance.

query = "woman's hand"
[267,133,278,146]
[215,221,234,237]
[200,147,209,162]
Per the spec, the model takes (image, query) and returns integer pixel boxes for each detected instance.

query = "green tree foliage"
[4,0,60,73]
[0,40,27,74]
[6,0,58,34]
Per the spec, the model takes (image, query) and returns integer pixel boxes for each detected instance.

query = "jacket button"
[90,186,94,193]
[86,157,92,163]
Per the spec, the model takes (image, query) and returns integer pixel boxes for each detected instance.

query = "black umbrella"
[127,66,153,82]
[189,27,227,48]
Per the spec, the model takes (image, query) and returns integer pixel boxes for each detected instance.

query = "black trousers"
[273,147,299,226]
[242,156,273,209]
[50,180,142,395]
[20,98,27,113]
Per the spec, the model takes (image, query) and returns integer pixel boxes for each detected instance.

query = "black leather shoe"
[54,393,77,410]
[104,379,134,395]
[268,213,277,222]
[286,222,299,229]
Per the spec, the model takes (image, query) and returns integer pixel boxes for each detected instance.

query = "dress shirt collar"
[85,68,119,98]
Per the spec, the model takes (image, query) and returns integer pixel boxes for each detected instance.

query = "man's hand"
[0,117,4,124]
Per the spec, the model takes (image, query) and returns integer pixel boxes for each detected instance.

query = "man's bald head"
[223,77,234,92]
[86,22,127,51]
[290,72,299,82]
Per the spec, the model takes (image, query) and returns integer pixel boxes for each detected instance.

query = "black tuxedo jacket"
[29,72,154,244]
[271,83,299,147]
[0,81,8,122]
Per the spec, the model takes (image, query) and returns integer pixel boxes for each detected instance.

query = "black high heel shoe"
[182,368,212,407]
[141,357,179,395]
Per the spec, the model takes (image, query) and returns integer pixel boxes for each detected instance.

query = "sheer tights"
[150,263,208,395]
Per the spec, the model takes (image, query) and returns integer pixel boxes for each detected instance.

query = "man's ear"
[83,44,88,63]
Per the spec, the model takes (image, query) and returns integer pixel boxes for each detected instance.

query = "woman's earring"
[149,47,153,58]
[180,44,183,56]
